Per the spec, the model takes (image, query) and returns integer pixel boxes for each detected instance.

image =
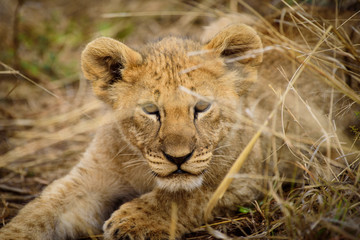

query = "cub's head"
[81,24,262,192]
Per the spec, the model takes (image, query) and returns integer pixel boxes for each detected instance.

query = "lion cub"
[2,18,356,239]
[0,24,265,239]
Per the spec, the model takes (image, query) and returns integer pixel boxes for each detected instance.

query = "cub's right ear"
[81,37,142,102]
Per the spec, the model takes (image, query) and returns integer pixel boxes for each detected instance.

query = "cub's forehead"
[142,37,202,63]
[135,37,224,90]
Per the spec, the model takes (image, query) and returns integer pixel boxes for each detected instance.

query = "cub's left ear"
[204,24,263,94]
[81,37,142,103]
[204,24,263,66]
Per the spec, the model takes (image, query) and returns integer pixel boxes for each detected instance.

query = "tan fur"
[0,21,356,240]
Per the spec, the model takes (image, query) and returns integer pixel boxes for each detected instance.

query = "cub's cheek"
[121,119,159,149]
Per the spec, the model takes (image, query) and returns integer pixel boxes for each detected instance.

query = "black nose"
[163,151,194,166]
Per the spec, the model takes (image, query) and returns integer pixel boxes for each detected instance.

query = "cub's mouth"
[153,168,206,177]
[145,148,212,191]
[151,161,209,192]
[155,171,205,192]
[172,168,207,176]
[173,169,188,174]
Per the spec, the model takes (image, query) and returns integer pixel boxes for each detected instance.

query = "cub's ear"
[81,37,142,102]
[204,24,263,66]
[204,24,263,94]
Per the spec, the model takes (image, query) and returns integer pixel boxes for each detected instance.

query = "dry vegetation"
[1,0,359,239]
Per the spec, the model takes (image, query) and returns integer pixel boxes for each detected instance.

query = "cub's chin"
[156,173,204,192]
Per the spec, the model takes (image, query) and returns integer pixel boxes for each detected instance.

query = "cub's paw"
[103,203,170,240]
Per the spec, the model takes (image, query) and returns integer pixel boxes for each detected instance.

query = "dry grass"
[202,1,360,239]
[1,0,359,239]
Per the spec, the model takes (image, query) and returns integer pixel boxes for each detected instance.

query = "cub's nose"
[163,151,193,166]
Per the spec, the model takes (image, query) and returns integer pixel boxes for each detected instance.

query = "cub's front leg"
[0,125,141,240]
[0,163,137,240]
[104,189,200,240]
[103,189,215,240]
[103,178,261,240]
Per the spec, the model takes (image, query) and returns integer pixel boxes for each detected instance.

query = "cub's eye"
[142,103,159,115]
[194,100,211,113]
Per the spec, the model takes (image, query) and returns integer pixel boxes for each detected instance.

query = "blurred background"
[2,0,359,83]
